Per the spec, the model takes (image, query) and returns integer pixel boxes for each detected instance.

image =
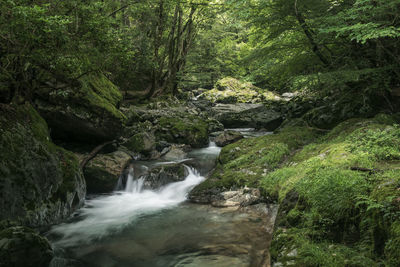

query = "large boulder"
[121,99,210,148]
[0,103,85,227]
[0,226,53,267]
[215,130,244,147]
[198,77,280,104]
[212,103,283,129]
[83,150,132,193]
[34,72,126,143]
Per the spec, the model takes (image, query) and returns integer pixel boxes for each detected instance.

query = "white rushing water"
[50,166,204,247]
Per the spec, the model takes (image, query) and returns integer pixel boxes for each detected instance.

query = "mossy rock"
[200,77,280,104]
[155,115,209,148]
[0,103,85,227]
[0,226,53,267]
[34,72,126,143]
[124,132,156,154]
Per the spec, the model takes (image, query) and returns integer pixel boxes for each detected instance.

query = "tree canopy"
[1,0,399,105]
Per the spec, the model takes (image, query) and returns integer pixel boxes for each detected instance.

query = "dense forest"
[1,0,400,266]
[2,0,400,101]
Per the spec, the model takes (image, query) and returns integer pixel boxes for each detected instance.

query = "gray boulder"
[142,163,187,189]
[212,103,283,130]
[84,150,132,193]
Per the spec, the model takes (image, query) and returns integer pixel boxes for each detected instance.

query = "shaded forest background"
[1,0,400,108]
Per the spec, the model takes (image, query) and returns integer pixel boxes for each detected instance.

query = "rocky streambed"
[47,131,279,267]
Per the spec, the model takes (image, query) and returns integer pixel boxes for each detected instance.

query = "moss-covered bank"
[265,115,400,266]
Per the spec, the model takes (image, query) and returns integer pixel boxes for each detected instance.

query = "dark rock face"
[0,103,85,227]
[34,73,126,143]
[212,103,283,130]
[0,226,53,267]
[83,150,132,194]
[142,163,187,189]
[215,130,244,147]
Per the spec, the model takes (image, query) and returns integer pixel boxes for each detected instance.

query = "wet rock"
[211,188,262,207]
[142,163,187,189]
[162,144,190,161]
[0,226,53,267]
[84,150,132,193]
[212,103,283,130]
[0,103,85,227]
[34,72,126,143]
[188,185,224,204]
[123,132,156,155]
[215,130,244,147]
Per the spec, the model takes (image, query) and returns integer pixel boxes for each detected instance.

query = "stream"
[48,134,277,267]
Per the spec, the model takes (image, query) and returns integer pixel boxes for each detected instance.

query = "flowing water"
[48,139,277,267]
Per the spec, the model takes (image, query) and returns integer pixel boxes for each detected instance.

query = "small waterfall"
[209,141,217,148]
[49,165,204,246]
[124,167,134,192]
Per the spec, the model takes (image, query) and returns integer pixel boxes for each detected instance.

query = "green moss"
[78,72,126,122]
[202,77,280,103]
[125,133,145,152]
[0,103,84,225]
[193,125,320,193]
[156,115,209,147]
[385,221,400,266]
[53,147,82,202]
[264,118,400,266]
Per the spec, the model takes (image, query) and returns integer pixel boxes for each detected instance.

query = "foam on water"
[50,166,204,247]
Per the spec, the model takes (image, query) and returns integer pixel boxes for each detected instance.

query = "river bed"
[48,132,277,267]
